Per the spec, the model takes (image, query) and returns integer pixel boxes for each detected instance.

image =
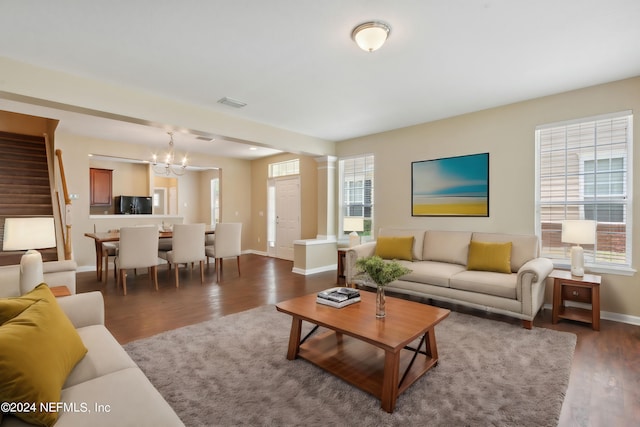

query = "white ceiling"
[1,0,639,158]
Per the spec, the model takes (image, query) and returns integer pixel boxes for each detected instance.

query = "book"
[316,296,361,308]
[317,287,360,303]
[316,287,361,308]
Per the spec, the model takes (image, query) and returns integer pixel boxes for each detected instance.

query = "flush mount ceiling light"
[351,21,391,52]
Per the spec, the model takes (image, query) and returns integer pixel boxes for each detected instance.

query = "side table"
[550,269,601,331]
[336,248,348,285]
[49,286,72,298]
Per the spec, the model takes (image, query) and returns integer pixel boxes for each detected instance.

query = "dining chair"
[114,225,159,295]
[158,223,173,257]
[93,225,119,283]
[102,230,120,283]
[205,222,242,282]
[158,223,206,287]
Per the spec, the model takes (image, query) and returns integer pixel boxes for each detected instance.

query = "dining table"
[84,226,215,281]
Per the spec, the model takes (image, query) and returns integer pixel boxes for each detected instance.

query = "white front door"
[274,176,300,261]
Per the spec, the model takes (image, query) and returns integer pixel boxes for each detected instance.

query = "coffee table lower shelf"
[298,329,438,409]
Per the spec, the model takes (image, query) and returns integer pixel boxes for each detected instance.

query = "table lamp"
[343,217,365,247]
[3,217,57,294]
[561,219,596,277]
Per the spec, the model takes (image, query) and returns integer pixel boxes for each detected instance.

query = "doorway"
[267,176,300,260]
[153,188,167,215]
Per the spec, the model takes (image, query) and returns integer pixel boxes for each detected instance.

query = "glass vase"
[376,285,386,318]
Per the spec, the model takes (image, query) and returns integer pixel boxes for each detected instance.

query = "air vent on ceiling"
[217,97,247,108]
[195,136,214,142]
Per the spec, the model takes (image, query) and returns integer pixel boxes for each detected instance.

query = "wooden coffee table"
[276,291,450,413]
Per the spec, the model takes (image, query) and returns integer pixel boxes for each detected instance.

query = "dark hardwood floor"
[75,254,639,427]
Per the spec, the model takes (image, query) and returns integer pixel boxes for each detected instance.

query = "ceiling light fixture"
[351,21,391,52]
[152,132,187,176]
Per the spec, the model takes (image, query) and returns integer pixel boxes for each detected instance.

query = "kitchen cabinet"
[90,168,113,206]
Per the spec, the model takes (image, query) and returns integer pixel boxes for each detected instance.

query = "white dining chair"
[205,222,242,282]
[158,223,206,287]
[114,225,159,295]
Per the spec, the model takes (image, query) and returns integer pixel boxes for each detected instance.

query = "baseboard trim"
[292,264,337,276]
[543,302,640,326]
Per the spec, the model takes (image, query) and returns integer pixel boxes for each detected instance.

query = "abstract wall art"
[412,153,489,217]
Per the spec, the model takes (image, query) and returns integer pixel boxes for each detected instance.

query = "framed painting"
[411,152,489,217]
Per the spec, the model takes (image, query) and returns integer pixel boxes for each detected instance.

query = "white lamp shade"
[351,21,391,52]
[343,217,365,232]
[561,220,596,245]
[3,217,56,251]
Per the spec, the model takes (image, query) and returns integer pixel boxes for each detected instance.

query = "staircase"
[0,131,57,266]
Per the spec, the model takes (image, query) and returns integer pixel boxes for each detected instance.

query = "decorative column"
[314,156,337,241]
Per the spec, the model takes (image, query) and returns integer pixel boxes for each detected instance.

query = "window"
[535,111,633,272]
[269,159,299,178]
[339,155,374,240]
[210,178,219,224]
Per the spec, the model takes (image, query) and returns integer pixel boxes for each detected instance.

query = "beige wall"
[250,153,318,253]
[336,76,640,319]
[55,132,252,269]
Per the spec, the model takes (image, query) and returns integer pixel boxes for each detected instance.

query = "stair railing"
[55,149,73,260]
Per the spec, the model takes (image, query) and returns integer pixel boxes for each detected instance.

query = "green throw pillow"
[375,236,414,261]
[467,240,513,274]
[0,284,88,427]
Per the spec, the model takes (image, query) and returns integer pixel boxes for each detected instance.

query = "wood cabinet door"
[90,168,112,206]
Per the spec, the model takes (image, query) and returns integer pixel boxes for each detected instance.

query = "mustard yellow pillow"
[467,241,513,274]
[0,284,87,427]
[0,298,35,325]
[375,236,414,261]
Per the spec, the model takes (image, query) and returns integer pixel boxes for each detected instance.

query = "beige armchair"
[158,223,206,287]
[114,226,159,295]
[205,222,242,282]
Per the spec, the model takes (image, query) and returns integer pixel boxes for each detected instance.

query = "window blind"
[536,111,632,268]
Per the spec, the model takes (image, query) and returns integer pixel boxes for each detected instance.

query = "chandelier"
[152,132,187,176]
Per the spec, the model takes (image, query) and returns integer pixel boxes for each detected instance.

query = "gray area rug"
[124,305,576,427]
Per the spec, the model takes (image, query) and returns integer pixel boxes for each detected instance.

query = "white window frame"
[535,111,635,275]
[338,154,374,242]
[269,159,299,178]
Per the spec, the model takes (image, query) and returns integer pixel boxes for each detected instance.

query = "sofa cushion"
[450,270,518,299]
[375,236,414,261]
[64,325,138,388]
[467,241,512,274]
[0,265,21,298]
[378,228,426,261]
[59,368,185,426]
[472,232,539,272]
[0,284,87,427]
[400,261,466,287]
[0,293,35,324]
[422,231,472,266]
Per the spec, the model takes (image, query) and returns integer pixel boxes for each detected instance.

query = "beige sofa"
[0,263,184,427]
[0,261,79,298]
[344,228,554,329]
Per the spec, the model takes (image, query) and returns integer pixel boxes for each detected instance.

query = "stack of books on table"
[316,287,361,308]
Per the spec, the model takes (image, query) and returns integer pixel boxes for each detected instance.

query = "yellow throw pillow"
[0,284,88,427]
[0,297,36,325]
[375,236,414,261]
[467,240,513,274]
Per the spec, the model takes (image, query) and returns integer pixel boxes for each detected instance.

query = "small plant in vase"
[355,256,411,318]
